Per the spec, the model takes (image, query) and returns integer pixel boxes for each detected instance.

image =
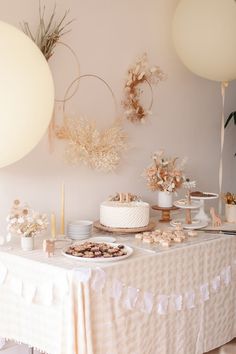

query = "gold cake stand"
[151,205,179,223]
[93,220,156,234]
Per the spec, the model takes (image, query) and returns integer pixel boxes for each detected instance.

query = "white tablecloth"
[0,234,235,354]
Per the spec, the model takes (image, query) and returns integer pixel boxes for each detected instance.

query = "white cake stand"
[190,193,218,222]
[174,199,201,210]
[170,218,208,230]
[173,199,207,229]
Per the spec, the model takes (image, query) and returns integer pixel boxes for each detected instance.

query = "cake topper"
[109,193,141,203]
[182,179,196,205]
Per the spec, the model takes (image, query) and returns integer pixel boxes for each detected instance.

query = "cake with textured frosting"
[100,193,150,228]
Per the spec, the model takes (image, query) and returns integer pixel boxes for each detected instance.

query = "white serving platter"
[62,242,133,263]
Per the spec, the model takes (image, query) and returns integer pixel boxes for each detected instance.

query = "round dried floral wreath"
[122,53,166,123]
[55,75,128,172]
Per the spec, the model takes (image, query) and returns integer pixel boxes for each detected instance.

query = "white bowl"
[68,223,92,228]
[68,220,93,226]
[67,228,92,233]
[67,229,92,234]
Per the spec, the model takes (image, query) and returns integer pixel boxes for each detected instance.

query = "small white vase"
[225,204,236,223]
[157,191,173,208]
[21,235,34,251]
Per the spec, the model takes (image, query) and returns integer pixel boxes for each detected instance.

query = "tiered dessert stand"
[171,199,208,229]
[190,192,218,221]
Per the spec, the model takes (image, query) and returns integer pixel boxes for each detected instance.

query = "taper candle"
[60,183,65,235]
[51,213,56,239]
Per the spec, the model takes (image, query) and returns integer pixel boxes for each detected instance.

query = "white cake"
[100,201,150,228]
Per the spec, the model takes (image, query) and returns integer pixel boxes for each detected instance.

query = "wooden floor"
[206,338,236,354]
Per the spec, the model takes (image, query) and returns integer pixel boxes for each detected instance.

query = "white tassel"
[124,287,139,310]
[211,275,221,292]
[173,294,183,311]
[157,295,169,315]
[221,266,231,286]
[185,291,195,309]
[200,283,209,302]
[142,291,153,314]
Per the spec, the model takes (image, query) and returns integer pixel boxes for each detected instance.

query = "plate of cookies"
[62,241,133,262]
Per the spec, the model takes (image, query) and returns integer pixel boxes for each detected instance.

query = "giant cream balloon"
[0,21,54,168]
[172,0,236,82]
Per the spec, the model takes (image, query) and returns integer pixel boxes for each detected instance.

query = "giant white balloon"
[172,0,236,82]
[0,21,54,168]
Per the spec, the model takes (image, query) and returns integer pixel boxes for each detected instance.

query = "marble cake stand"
[190,193,218,222]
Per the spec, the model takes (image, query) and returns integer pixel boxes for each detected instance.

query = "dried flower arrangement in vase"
[224,192,236,223]
[144,150,186,207]
[122,53,166,123]
[7,200,48,251]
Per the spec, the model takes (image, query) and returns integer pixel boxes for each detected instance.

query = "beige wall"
[0,0,235,235]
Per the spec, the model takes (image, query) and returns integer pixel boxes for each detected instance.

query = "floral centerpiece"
[223,192,236,223]
[144,150,186,207]
[223,192,236,205]
[7,200,48,250]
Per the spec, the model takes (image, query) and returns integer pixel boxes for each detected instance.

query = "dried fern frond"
[21,1,74,60]
[55,116,128,172]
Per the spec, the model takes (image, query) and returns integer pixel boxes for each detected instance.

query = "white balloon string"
[218,82,228,214]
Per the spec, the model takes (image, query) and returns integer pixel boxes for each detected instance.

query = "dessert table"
[0,233,235,354]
